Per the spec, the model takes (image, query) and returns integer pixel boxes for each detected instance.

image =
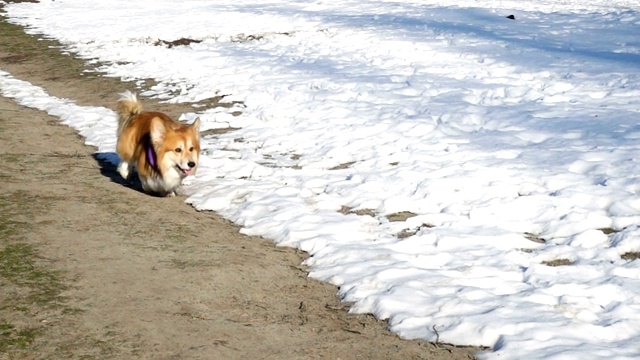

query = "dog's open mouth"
[177,166,194,176]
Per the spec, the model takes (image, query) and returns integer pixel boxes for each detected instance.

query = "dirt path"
[0,10,479,360]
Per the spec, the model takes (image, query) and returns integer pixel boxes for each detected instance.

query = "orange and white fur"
[116,91,200,196]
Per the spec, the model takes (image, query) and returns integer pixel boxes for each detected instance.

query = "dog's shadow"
[92,152,144,194]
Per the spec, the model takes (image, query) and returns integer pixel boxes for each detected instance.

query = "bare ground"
[0,10,482,360]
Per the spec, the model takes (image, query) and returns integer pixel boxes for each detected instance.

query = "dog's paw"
[117,161,130,179]
[165,191,177,197]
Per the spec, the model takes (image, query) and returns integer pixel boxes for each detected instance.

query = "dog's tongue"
[180,168,193,176]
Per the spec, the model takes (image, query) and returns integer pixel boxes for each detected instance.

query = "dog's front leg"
[117,160,132,179]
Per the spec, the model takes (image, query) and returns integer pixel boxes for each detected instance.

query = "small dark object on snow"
[155,38,202,48]
[506,14,516,20]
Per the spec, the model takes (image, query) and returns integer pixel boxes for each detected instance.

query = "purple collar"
[146,142,158,169]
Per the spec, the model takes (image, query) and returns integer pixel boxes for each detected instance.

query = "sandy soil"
[0,9,481,360]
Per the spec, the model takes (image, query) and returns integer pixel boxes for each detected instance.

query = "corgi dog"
[116,91,200,196]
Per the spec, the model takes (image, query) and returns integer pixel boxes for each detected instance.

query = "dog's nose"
[188,161,196,168]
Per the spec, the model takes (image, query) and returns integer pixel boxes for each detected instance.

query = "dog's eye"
[189,147,194,152]
[175,148,182,153]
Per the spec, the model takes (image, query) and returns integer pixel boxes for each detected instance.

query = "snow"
[2,0,640,358]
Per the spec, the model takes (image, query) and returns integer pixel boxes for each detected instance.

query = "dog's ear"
[191,117,201,131]
[150,117,165,144]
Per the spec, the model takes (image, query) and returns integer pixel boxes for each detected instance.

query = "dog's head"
[150,117,201,178]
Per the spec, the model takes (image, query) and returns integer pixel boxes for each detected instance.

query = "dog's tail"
[116,90,143,137]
